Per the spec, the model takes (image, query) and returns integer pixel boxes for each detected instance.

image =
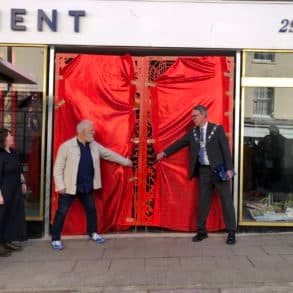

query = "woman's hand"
[0,194,4,205]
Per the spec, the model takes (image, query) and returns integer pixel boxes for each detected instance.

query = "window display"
[240,50,293,225]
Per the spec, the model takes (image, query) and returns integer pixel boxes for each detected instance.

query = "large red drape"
[152,57,232,231]
[52,54,135,234]
[52,54,233,235]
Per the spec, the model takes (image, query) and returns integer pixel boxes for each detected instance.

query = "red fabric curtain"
[52,54,135,234]
[152,57,233,231]
[52,54,233,234]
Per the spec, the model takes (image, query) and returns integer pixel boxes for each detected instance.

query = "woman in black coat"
[0,128,27,257]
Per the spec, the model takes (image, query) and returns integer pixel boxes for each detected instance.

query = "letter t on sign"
[69,10,86,32]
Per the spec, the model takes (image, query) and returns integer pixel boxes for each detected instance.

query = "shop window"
[253,87,274,117]
[253,52,275,63]
[0,45,47,221]
[240,50,293,227]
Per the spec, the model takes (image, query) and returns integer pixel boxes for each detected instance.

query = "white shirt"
[199,122,210,165]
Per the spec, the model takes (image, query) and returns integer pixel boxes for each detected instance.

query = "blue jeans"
[51,192,97,241]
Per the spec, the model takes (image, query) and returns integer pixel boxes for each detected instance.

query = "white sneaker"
[90,233,105,244]
[51,240,64,250]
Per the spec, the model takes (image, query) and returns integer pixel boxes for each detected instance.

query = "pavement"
[0,232,293,293]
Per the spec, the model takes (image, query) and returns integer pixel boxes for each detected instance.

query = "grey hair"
[76,120,93,134]
[193,104,207,117]
[269,124,279,134]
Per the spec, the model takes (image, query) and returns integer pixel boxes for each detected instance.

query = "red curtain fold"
[52,54,135,234]
[152,56,232,231]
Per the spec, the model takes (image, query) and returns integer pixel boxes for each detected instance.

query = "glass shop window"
[0,45,47,220]
[240,50,293,226]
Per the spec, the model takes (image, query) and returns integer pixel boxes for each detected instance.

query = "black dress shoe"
[0,250,11,257]
[0,245,11,257]
[192,232,208,242]
[4,242,22,251]
[226,233,236,245]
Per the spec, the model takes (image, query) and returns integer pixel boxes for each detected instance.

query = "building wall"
[275,88,293,120]
[0,1,293,49]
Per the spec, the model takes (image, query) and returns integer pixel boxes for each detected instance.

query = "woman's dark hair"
[0,128,10,149]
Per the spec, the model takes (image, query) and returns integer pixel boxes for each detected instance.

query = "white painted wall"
[0,0,293,48]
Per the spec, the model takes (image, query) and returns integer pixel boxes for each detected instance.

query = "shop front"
[0,1,293,237]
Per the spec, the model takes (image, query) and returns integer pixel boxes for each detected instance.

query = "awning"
[0,58,37,84]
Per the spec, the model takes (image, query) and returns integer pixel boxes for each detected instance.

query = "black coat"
[164,122,233,178]
[0,148,27,242]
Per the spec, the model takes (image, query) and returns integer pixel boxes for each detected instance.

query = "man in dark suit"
[156,105,236,244]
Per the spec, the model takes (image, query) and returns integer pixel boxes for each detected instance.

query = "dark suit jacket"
[164,122,233,178]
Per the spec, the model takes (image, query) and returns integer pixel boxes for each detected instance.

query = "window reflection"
[244,51,293,78]
[242,50,293,224]
[253,52,275,63]
[0,46,46,220]
[243,123,293,222]
[252,87,274,117]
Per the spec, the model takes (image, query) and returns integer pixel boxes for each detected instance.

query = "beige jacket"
[53,137,130,195]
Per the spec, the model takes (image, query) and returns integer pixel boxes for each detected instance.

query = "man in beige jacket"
[51,120,132,250]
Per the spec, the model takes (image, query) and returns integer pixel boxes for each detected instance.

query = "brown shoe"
[4,242,22,251]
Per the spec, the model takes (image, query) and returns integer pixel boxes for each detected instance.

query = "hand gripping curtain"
[52,54,135,234]
[152,57,233,231]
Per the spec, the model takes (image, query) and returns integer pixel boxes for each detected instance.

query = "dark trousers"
[197,166,236,233]
[51,192,97,241]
